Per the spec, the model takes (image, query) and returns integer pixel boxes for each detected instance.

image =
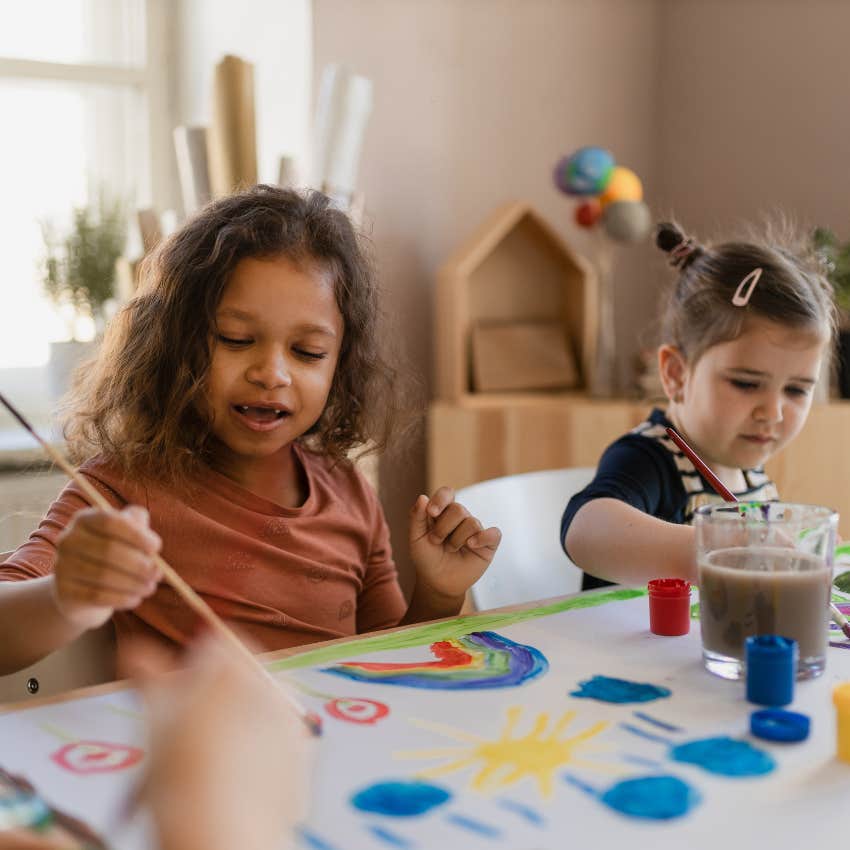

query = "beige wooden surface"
[429,395,850,537]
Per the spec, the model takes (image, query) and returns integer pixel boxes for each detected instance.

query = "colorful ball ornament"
[554,146,615,196]
[575,199,602,228]
[601,200,652,243]
[598,166,643,208]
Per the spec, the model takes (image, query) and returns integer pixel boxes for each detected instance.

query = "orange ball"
[599,166,643,208]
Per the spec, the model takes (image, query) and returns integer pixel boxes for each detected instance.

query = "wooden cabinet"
[428,394,850,535]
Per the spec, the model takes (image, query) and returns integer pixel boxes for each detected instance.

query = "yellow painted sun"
[396,706,610,798]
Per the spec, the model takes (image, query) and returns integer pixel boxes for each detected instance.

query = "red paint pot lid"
[647,578,691,597]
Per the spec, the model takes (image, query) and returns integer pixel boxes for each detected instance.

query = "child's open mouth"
[231,404,291,430]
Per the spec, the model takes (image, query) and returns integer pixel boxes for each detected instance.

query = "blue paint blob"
[351,780,452,817]
[670,736,775,777]
[571,675,671,704]
[600,775,701,820]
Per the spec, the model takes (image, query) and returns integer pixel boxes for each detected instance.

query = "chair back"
[0,550,116,706]
[457,467,595,611]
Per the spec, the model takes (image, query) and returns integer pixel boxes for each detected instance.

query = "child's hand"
[52,505,162,630]
[125,637,313,850]
[408,487,502,604]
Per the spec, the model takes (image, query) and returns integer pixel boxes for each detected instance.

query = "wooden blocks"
[435,202,596,399]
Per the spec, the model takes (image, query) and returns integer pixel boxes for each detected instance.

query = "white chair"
[456,467,595,611]
[0,551,116,706]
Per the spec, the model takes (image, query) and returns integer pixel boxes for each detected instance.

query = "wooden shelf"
[429,395,850,536]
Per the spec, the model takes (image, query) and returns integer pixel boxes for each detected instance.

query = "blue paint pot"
[745,635,797,707]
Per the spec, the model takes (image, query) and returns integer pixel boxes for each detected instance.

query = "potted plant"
[812,227,850,398]
[40,191,127,398]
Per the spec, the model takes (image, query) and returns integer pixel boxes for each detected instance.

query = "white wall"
[175,0,312,194]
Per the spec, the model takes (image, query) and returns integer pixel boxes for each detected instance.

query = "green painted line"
[266,588,647,673]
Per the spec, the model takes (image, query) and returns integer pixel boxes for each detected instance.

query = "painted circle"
[325,698,389,725]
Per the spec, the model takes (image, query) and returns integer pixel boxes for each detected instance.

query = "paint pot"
[647,579,691,636]
[745,635,797,707]
[833,682,850,763]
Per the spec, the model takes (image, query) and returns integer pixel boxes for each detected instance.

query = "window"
[0,0,153,374]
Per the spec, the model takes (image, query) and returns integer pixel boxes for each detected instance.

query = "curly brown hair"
[62,185,404,487]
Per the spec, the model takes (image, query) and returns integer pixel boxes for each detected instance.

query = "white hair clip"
[732,267,763,307]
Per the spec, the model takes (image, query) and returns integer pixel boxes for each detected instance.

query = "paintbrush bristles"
[0,389,321,736]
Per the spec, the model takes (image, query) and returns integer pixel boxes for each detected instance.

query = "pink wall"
[313,0,662,588]
[656,0,850,239]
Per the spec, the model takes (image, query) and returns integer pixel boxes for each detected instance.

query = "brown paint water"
[698,546,831,679]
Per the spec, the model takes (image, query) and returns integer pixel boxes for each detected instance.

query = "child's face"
[666,318,825,472]
[205,254,344,467]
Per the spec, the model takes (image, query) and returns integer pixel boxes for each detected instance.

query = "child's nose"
[246,350,292,389]
[754,393,783,424]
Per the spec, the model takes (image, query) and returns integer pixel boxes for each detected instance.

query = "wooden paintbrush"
[666,424,849,641]
[0,390,322,736]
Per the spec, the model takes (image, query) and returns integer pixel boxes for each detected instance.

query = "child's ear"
[658,345,688,403]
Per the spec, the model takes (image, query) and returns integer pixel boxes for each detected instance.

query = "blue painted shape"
[670,737,775,777]
[444,812,501,838]
[367,824,415,848]
[562,773,598,796]
[633,710,684,732]
[497,798,545,826]
[351,781,452,817]
[600,775,701,820]
[297,827,340,850]
[570,675,671,704]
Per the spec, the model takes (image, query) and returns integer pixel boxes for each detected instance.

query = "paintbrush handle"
[665,427,738,503]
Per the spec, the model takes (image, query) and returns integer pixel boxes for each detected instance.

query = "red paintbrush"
[666,424,850,640]
[665,426,737,502]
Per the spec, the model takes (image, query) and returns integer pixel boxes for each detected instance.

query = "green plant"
[41,190,127,338]
[813,226,850,315]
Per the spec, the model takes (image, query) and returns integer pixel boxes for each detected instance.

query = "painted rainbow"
[322,631,548,690]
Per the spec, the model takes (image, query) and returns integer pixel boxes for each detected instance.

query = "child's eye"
[294,348,327,361]
[784,385,810,398]
[729,378,759,391]
[217,334,251,347]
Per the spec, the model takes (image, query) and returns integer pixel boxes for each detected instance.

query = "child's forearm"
[399,581,465,626]
[565,498,697,586]
[0,576,87,674]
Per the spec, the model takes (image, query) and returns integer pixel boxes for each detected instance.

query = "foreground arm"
[565,498,696,586]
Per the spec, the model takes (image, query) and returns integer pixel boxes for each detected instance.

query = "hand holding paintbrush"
[666,425,850,641]
[0,390,321,736]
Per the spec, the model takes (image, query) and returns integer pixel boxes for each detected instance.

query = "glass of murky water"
[694,502,837,681]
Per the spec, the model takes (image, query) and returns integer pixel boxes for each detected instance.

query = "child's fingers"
[466,526,502,552]
[443,516,484,552]
[426,486,456,519]
[427,501,470,545]
[75,506,162,555]
[59,525,160,585]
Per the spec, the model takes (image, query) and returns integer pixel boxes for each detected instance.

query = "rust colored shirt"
[0,445,406,665]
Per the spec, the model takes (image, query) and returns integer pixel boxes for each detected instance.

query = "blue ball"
[554,146,615,196]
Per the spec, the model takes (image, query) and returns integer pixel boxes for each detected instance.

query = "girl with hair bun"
[561,218,836,589]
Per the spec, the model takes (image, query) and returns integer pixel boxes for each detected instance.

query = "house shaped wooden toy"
[434,201,597,400]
